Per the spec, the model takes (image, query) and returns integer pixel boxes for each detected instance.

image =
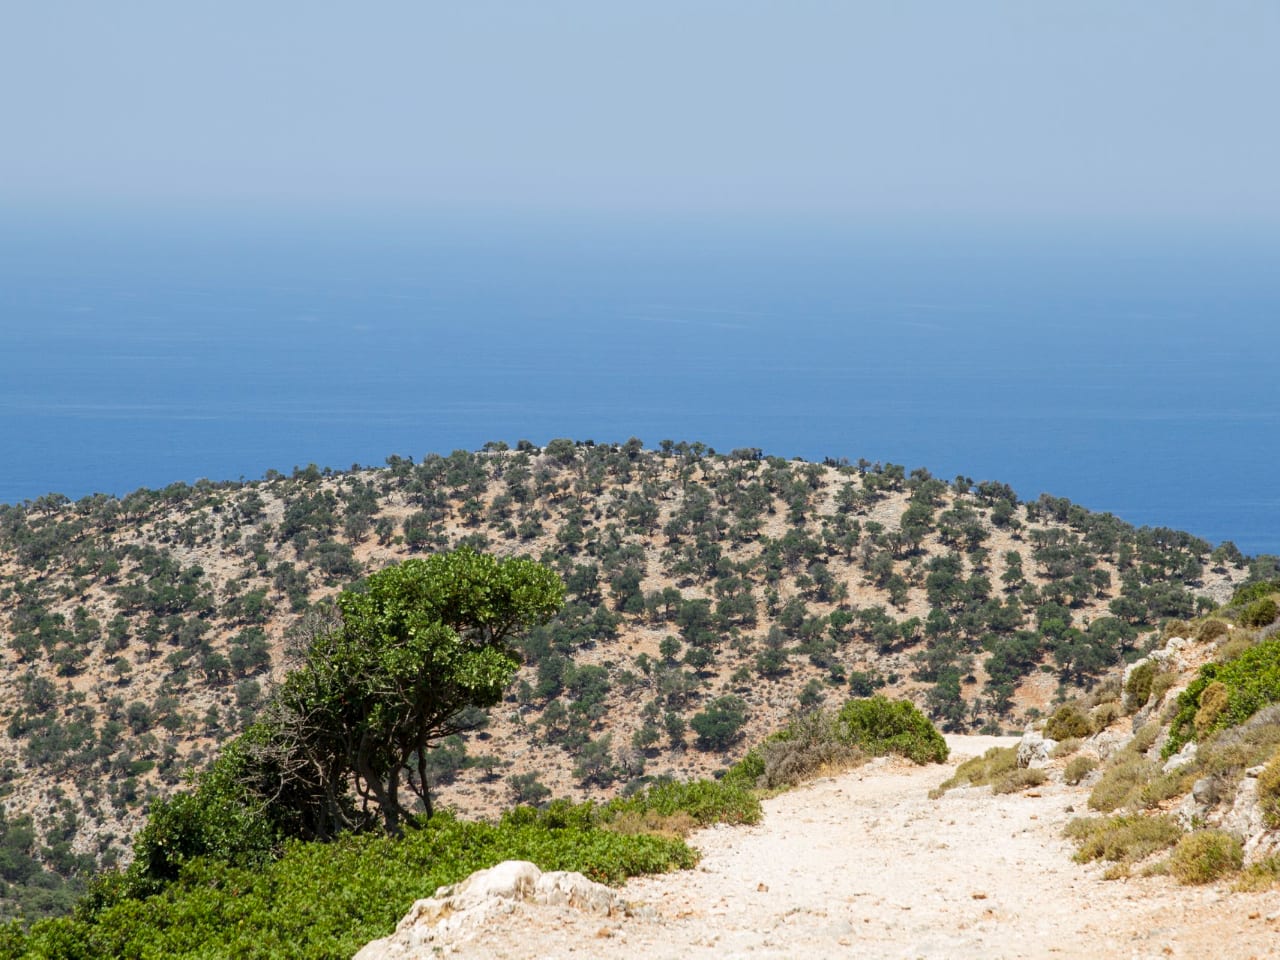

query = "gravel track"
[438,736,1280,960]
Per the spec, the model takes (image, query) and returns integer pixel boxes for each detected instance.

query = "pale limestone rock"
[1175,791,1204,830]
[1192,777,1217,805]
[1224,767,1280,864]
[353,860,624,959]
[1162,741,1198,775]
[1089,728,1131,762]
[534,870,620,914]
[1017,729,1056,769]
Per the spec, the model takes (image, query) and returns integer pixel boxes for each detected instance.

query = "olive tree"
[135,548,563,882]
[269,548,564,835]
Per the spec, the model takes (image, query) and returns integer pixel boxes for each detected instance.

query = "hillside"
[0,440,1260,918]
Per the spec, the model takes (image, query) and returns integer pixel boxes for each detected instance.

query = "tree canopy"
[133,548,563,885]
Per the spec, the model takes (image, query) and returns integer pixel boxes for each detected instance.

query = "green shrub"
[1168,830,1243,885]
[1243,598,1279,628]
[1044,704,1091,741]
[1124,661,1156,713]
[1164,638,1280,757]
[690,696,748,751]
[836,696,948,764]
[5,811,698,958]
[125,729,285,896]
[723,749,765,790]
[1064,755,1098,785]
[1231,580,1280,607]
[1067,814,1183,865]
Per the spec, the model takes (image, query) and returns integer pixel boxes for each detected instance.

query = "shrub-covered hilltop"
[0,440,1269,918]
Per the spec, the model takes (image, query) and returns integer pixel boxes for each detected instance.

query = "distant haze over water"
[2,213,1277,556]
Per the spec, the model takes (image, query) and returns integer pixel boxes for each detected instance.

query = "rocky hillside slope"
[0,440,1259,917]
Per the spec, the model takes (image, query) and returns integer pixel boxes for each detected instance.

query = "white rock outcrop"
[1162,740,1198,774]
[353,860,626,959]
[1017,728,1057,769]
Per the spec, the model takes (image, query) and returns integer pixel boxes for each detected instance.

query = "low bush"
[1149,669,1179,709]
[728,696,945,792]
[1089,701,1120,732]
[992,768,1046,794]
[929,746,1018,798]
[753,711,862,790]
[1194,681,1230,736]
[1243,597,1279,628]
[836,696,948,764]
[1088,756,1159,813]
[607,778,760,831]
[1051,738,1081,759]
[1196,619,1230,643]
[1256,749,1280,828]
[1124,661,1156,713]
[1044,704,1091,741]
[2,812,696,959]
[1164,638,1280,757]
[1063,755,1098,785]
[1067,814,1183,865]
[1168,830,1243,885]
[1170,708,1280,812]
[1236,854,1280,892]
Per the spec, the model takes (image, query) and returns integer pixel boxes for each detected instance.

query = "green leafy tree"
[170,548,564,854]
[690,696,748,751]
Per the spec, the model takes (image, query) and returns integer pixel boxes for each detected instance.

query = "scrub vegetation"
[0,440,1264,923]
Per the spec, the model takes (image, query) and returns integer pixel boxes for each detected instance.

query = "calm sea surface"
[2,215,1277,555]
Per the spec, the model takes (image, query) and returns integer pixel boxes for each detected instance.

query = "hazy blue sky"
[3,2,1278,226]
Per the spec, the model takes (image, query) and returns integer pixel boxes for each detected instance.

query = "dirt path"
[445,736,1280,959]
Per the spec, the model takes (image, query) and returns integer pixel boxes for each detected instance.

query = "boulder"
[353,860,625,959]
[1017,729,1057,769]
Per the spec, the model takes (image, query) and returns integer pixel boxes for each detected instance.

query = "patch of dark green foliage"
[1165,637,1280,757]
[728,695,948,790]
[0,811,693,960]
[0,760,757,959]
[0,774,762,960]
[835,696,949,764]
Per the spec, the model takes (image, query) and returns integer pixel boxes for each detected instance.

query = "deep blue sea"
[2,213,1277,556]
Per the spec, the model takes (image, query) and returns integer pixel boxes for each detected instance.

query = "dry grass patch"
[1066,814,1183,868]
[1088,756,1160,812]
[1051,737,1081,759]
[993,767,1046,794]
[1063,755,1098,785]
[606,809,698,840]
[929,746,1019,799]
[1235,854,1280,892]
